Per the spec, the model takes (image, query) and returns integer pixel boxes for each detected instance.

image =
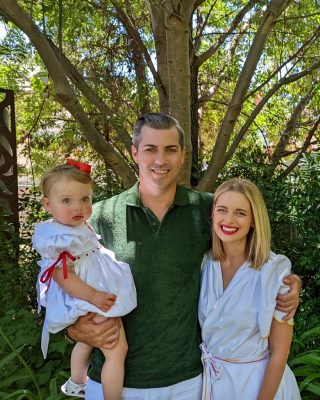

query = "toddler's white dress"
[33,220,137,358]
[198,251,301,400]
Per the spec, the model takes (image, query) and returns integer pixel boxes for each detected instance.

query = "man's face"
[131,125,185,191]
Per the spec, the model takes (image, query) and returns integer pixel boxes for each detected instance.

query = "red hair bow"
[66,159,91,174]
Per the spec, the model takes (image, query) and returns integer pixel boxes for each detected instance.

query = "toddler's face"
[43,178,92,226]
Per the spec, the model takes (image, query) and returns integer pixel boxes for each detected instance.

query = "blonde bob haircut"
[212,178,271,270]
[40,164,92,197]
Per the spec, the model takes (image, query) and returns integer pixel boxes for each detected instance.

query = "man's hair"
[132,112,185,149]
[212,178,271,270]
[40,164,92,197]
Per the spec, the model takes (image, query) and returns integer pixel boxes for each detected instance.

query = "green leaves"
[0,308,73,399]
[289,327,320,398]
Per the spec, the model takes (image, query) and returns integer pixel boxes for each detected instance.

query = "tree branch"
[47,39,132,154]
[0,0,136,187]
[278,116,320,179]
[222,59,320,167]
[197,0,293,192]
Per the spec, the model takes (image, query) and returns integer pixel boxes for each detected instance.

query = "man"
[69,112,300,399]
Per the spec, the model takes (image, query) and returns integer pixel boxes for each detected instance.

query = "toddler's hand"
[91,291,116,312]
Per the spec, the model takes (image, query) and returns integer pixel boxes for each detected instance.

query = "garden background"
[0,1,319,399]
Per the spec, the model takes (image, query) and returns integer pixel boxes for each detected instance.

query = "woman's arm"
[53,267,116,312]
[257,318,293,400]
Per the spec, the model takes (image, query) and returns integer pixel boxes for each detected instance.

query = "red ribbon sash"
[40,251,76,287]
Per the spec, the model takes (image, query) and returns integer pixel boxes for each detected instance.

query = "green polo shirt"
[89,183,213,388]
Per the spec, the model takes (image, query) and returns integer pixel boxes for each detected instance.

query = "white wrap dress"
[33,220,137,358]
[198,251,300,400]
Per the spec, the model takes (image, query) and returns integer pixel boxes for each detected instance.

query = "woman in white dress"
[199,178,300,400]
[33,160,137,400]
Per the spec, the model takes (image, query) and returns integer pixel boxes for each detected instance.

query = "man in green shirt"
[69,112,300,399]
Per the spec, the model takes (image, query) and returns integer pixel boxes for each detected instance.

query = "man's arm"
[67,313,121,349]
[276,274,302,321]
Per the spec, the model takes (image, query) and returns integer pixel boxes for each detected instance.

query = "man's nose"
[154,151,166,164]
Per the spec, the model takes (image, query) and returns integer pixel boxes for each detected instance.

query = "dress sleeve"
[32,222,90,261]
[258,253,293,338]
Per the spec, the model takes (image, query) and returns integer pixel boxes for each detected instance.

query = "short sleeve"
[32,221,97,261]
[258,252,293,338]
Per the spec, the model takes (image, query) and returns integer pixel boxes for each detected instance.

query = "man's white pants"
[85,374,202,400]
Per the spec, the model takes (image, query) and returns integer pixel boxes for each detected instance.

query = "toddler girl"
[33,160,137,399]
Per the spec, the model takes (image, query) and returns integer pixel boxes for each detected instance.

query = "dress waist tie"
[200,342,269,400]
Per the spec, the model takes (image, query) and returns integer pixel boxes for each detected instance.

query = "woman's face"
[213,190,253,246]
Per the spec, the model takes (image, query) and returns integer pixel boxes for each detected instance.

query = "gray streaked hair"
[132,112,185,149]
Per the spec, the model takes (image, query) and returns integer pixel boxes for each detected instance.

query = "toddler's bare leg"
[100,320,127,400]
[70,341,92,384]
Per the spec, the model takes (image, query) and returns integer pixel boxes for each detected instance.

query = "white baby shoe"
[61,377,87,398]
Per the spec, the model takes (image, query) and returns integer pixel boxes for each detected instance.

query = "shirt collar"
[125,182,190,207]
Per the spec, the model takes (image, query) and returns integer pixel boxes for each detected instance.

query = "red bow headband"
[66,159,91,174]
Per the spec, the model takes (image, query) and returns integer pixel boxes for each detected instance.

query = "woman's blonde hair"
[40,164,92,197]
[212,178,271,270]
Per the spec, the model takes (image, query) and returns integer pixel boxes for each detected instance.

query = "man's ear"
[131,145,138,163]
[42,197,51,212]
[181,148,186,164]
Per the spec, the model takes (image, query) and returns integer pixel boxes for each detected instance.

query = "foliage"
[0,218,21,314]
[0,308,73,399]
[0,1,319,189]
[289,327,320,399]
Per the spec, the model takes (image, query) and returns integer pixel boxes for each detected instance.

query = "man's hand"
[90,291,116,312]
[67,313,120,349]
[276,274,302,321]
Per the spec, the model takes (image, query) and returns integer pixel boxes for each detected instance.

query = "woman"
[199,178,300,399]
